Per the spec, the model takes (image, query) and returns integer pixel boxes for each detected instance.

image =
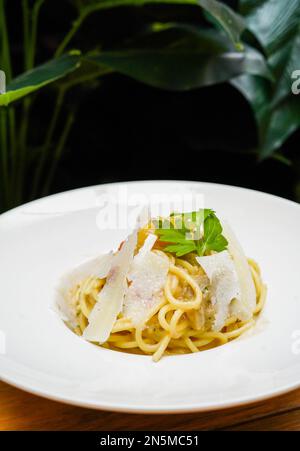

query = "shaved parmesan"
[62,253,113,286]
[222,221,256,320]
[123,241,169,326]
[54,253,113,327]
[83,230,137,343]
[135,233,157,260]
[196,251,241,331]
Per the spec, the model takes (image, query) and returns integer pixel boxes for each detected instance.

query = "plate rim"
[1,370,299,414]
[1,179,300,219]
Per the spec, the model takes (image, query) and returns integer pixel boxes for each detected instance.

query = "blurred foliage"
[0,0,299,212]
[233,0,300,158]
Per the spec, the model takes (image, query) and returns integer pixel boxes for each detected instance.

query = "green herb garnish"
[154,209,228,257]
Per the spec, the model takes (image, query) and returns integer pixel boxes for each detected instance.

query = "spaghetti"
[71,246,266,362]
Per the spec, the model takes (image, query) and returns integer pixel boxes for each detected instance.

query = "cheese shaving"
[196,251,241,331]
[55,253,113,327]
[135,233,157,261]
[222,221,256,320]
[83,230,137,343]
[123,240,169,326]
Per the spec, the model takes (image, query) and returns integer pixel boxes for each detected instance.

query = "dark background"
[7,0,300,201]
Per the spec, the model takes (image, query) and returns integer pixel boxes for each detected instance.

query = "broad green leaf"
[0,53,81,106]
[57,59,111,89]
[271,26,300,105]
[233,1,300,158]
[231,75,271,138]
[74,0,246,47]
[233,72,300,158]
[240,0,300,103]
[87,31,270,91]
[240,0,300,56]
[261,96,300,158]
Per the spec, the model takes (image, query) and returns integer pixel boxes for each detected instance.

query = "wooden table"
[0,381,299,431]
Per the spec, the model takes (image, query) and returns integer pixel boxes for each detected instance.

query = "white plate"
[0,181,300,413]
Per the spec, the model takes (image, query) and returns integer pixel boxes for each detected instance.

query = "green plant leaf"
[232,0,300,158]
[261,96,300,158]
[0,53,81,106]
[86,29,270,91]
[240,0,300,55]
[57,59,111,89]
[74,0,246,47]
[240,0,300,103]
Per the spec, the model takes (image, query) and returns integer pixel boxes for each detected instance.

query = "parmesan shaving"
[222,221,256,320]
[123,240,169,326]
[135,233,157,261]
[196,251,241,331]
[55,253,113,328]
[83,230,137,343]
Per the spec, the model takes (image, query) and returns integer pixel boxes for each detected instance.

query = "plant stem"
[22,0,31,70]
[17,0,45,203]
[271,153,292,166]
[31,88,66,199]
[16,97,30,203]
[42,111,75,196]
[8,107,17,197]
[62,69,111,90]
[0,108,9,209]
[0,0,12,82]
[14,0,32,205]
[28,0,45,69]
[55,13,85,57]
[22,0,44,69]
[0,0,14,210]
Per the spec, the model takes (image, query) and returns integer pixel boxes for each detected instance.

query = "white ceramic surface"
[0,181,299,413]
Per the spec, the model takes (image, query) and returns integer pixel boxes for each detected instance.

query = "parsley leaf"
[164,242,197,257]
[155,209,228,257]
